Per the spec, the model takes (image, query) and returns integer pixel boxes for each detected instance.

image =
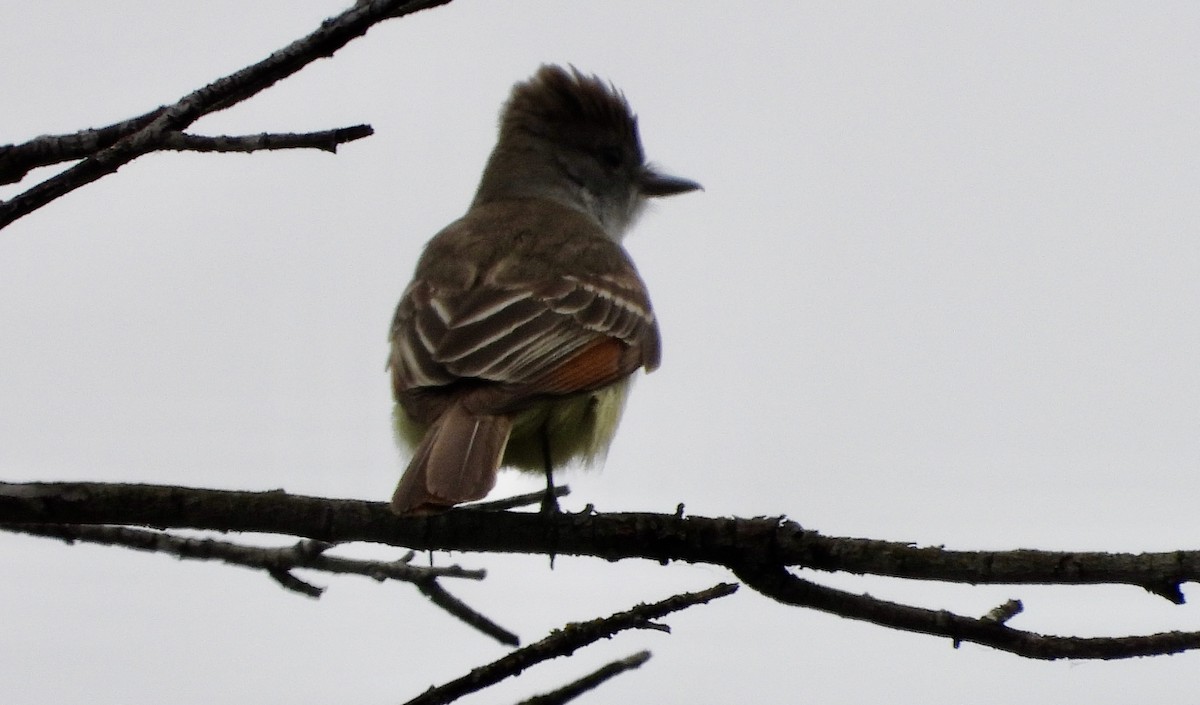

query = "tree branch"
[1,481,1194,595]
[401,584,736,705]
[414,576,520,646]
[159,126,374,154]
[0,109,165,184]
[2,521,481,585]
[2,521,522,644]
[0,124,371,185]
[732,563,1200,660]
[515,651,651,705]
[467,486,570,512]
[0,0,449,230]
[3,480,1199,660]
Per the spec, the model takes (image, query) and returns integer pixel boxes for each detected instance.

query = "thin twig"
[464,486,570,512]
[0,109,164,184]
[2,523,482,584]
[3,522,522,641]
[982,599,1024,625]
[516,651,652,705]
[0,0,450,230]
[268,567,325,597]
[401,583,737,705]
[160,126,373,154]
[415,577,520,646]
[733,563,1200,660]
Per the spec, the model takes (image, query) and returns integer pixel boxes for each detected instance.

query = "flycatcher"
[388,65,699,515]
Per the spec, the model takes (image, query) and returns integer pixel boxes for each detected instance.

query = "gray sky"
[3,1,1200,702]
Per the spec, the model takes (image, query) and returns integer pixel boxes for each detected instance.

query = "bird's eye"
[598,145,624,168]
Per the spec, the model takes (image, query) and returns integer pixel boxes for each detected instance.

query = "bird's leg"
[539,423,560,514]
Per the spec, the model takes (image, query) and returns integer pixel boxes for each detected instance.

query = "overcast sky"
[3,1,1200,703]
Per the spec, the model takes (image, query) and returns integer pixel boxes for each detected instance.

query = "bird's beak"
[639,166,702,198]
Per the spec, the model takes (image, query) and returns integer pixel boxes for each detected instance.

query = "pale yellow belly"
[393,377,633,473]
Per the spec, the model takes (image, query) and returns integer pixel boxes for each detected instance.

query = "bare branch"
[732,563,1200,660]
[0,0,450,230]
[400,583,737,705]
[464,486,570,512]
[5,481,1200,659]
[1,522,527,642]
[159,126,373,154]
[515,651,652,705]
[4,521,524,642]
[0,109,164,184]
[268,566,326,597]
[982,599,1024,625]
[415,577,520,646]
[1,522,482,584]
[1,482,1195,596]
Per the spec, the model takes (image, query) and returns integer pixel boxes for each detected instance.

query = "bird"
[388,64,700,515]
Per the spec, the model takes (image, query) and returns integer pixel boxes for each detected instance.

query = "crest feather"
[500,64,639,146]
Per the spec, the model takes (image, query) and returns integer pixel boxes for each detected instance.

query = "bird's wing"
[390,270,660,411]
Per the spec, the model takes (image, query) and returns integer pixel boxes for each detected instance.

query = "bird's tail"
[390,404,511,514]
